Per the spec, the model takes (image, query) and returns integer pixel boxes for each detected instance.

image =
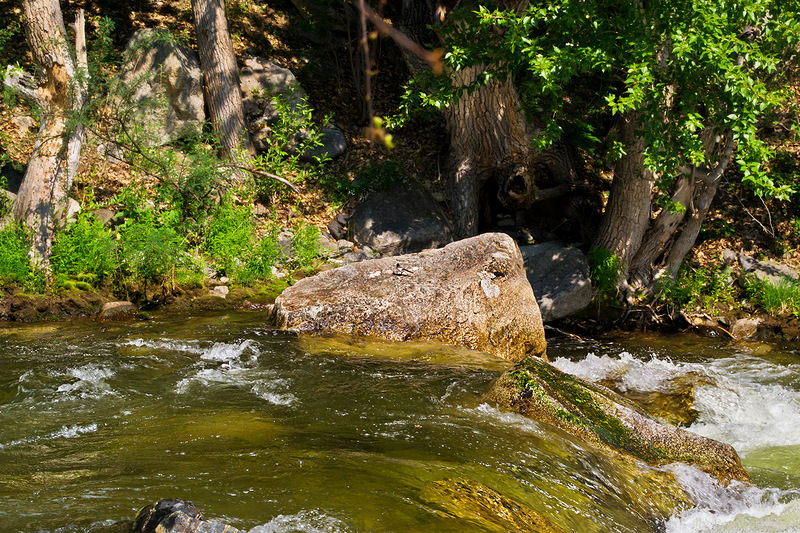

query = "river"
[0,311,798,532]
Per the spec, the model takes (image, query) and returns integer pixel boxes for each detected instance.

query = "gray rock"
[11,115,36,133]
[730,317,761,340]
[66,198,81,221]
[347,181,454,256]
[97,301,138,322]
[271,233,547,362]
[294,126,347,161]
[327,219,346,240]
[116,29,205,146]
[131,499,241,533]
[520,242,592,322]
[209,285,229,298]
[722,249,737,265]
[739,253,799,286]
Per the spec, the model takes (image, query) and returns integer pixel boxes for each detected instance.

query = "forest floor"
[1,0,799,337]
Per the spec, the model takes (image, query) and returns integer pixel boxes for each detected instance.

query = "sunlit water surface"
[1,313,799,532]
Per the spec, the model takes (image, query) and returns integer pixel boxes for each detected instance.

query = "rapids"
[0,312,799,532]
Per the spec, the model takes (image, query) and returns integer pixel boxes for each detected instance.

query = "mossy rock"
[486,357,751,486]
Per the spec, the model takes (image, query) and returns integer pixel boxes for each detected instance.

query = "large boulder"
[486,358,751,486]
[117,29,205,145]
[347,181,454,256]
[739,252,799,286]
[271,233,547,361]
[520,242,592,322]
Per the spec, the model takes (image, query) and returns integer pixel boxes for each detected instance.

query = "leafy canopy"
[406,0,800,197]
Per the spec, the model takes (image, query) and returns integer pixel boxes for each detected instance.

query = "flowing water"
[1,312,799,532]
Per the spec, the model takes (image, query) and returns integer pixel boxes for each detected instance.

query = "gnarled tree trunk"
[4,0,88,269]
[191,0,255,162]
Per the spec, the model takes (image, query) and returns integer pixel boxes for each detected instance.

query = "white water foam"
[200,340,258,362]
[551,352,800,456]
[55,364,116,399]
[249,510,350,533]
[0,422,98,449]
[551,351,800,531]
[123,338,205,354]
[664,464,800,532]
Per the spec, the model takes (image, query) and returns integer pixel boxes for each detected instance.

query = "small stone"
[731,317,760,340]
[327,219,345,240]
[722,249,737,265]
[97,301,138,322]
[209,286,229,298]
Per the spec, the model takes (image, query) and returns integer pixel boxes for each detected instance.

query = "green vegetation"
[745,276,800,318]
[587,248,623,299]
[0,224,41,290]
[656,263,736,315]
[51,211,116,284]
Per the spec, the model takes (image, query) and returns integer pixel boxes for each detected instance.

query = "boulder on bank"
[347,181,454,256]
[520,242,592,322]
[117,29,205,146]
[486,358,751,485]
[271,233,547,361]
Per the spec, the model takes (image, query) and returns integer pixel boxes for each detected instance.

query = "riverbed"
[1,312,798,532]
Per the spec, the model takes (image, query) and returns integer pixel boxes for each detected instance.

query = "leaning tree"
[396,0,800,296]
[3,0,88,269]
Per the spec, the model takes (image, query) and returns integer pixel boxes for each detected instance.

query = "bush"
[656,263,735,314]
[118,215,188,290]
[745,276,800,318]
[289,222,322,270]
[587,247,623,299]
[202,201,256,278]
[51,212,117,284]
[0,224,39,288]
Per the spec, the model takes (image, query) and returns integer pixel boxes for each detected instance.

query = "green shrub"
[587,247,623,298]
[118,215,188,289]
[51,212,117,284]
[0,224,39,288]
[289,222,322,270]
[202,201,256,277]
[745,276,800,318]
[252,86,330,201]
[656,263,735,314]
[239,224,283,284]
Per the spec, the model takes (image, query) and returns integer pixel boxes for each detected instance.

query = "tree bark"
[4,0,88,268]
[592,111,655,271]
[191,0,255,162]
[445,64,532,237]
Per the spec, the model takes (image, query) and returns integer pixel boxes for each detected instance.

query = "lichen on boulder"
[486,357,751,485]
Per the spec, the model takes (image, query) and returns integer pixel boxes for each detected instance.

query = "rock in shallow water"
[486,357,751,486]
[270,233,547,362]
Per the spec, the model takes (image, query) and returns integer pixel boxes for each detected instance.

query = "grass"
[745,276,800,318]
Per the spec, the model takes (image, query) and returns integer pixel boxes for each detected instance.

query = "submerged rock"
[131,499,241,533]
[271,233,547,361]
[486,357,751,485]
[97,301,138,322]
[420,478,567,533]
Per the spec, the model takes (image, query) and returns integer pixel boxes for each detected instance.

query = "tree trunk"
[191,0,255,162]
[445,64,532,237]
[592,111,655,272]
[4,1,88,269]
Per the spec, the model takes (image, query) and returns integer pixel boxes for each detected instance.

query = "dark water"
[1,312,799,532]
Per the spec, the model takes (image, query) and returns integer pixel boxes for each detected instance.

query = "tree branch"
[3,65,39,105]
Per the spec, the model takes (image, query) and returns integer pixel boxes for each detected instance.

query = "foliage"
[656,263,736,314]
[745,276,800,318]
[403,0,800,197]
[252,85,331,200]
[117,213,189,290]
[50,211,117,284]
[322,159,407,203]
[588,247,623,298]
[288,222,322,270]
[0,223,40,289]
[203,200,257,277]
